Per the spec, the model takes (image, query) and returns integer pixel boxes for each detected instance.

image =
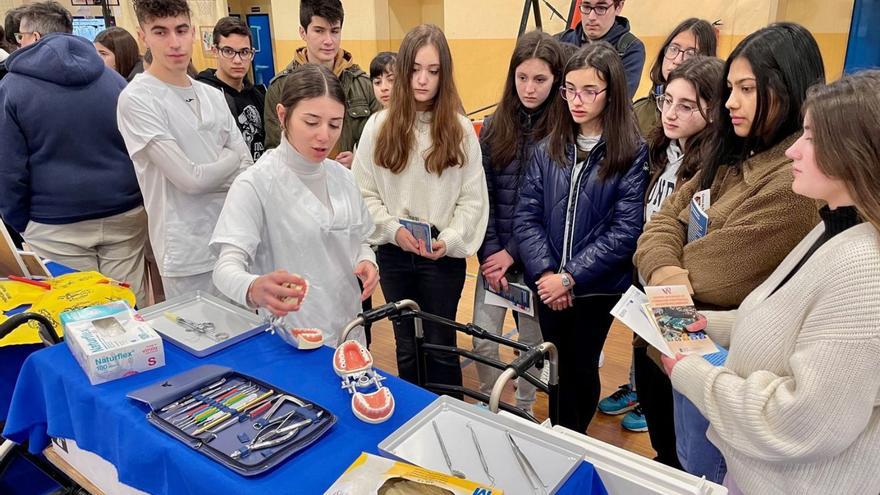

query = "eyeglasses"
[579,3,612,16]
[14,31,34,43]
[560,86,607,104]
[217,46,255,60]
[655,94,704,118]
[664,44,698,61]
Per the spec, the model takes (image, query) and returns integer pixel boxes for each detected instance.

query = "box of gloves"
[62,300,165,385]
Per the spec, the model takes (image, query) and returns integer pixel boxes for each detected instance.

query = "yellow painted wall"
[2,0,854,110]
[776,0,854,79]
[5,0,228,71]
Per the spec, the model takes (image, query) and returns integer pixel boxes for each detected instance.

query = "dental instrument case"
[139,291,268,357]
[378,395,587,495]
[128,364,336,476]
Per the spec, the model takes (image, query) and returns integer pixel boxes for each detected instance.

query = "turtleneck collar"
[819,205,861,240]
[279,135,325,178]
[519,104,546,131]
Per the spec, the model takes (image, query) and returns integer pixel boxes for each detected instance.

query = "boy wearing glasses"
[117,0,253,299]
[197,17,266,161]
[558,0,645,100]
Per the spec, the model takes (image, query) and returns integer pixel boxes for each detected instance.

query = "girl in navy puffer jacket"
[514,42,648,432]
[471,31,568,416]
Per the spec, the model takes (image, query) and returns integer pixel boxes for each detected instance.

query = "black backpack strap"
[615,32,637,57]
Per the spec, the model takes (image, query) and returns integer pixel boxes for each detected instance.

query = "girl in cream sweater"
[663,70,880,495]
[352,24,488,392]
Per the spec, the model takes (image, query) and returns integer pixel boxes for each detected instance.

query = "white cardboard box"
[62,301,165,385]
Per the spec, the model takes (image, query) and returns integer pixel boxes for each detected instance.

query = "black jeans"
[633,345,683,469]
[538,294,616,433]
[377,244,466,394]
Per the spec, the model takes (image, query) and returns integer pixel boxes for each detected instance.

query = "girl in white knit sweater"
[663,70,880,495]
[352,24,488,392]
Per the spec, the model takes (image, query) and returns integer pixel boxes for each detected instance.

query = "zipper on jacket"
[560,142,604,269]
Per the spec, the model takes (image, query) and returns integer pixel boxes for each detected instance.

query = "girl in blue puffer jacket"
[471,30,568,417]
[514,42,648,433]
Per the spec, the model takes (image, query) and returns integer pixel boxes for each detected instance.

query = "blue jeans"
[673,389,727,484]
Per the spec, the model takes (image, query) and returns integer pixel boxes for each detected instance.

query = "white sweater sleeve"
[437,122,490,258]
[352,115,403,246]
[672,264,880,463]
[701,310,738,348]
[139,140,244,195]
[212,244,259,309]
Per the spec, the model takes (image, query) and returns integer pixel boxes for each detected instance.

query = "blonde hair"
[804,70,880,234]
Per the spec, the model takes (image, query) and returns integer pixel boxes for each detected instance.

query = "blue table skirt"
[4,330,606,494]
[1,262,75,422]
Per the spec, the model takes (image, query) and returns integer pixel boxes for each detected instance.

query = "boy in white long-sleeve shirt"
[118,0,252,298]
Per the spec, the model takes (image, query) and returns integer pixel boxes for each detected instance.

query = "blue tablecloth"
[4,330,606,494]
[1,262,75,422]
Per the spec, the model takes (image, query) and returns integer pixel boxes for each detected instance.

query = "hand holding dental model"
[247,270,308,317]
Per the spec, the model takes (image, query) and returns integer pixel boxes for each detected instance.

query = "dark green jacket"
[263,47,381,153]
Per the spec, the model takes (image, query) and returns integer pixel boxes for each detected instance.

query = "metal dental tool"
[159,378,227,413]
[167,382,247,421]
[204,393,281,437]
[506,431,547,494]
[230,410,323,459]
[466,422,495,486]
[193,389,276,436]
[164,311,230,342]
[253,395,306,430]
[176,385,259,430]
[431,420,465,479]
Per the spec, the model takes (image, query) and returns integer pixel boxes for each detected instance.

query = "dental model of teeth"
[333,340,395,424]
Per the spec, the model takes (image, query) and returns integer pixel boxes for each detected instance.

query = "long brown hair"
[803,70,880,234]
[95,27,141,79]
[647,18,717,90]
[648,56,724,182]
[483,30,566,169]
[547,42,641,180]
[374,24,465,175]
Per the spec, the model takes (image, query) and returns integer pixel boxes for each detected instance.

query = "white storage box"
[62,301,165,385]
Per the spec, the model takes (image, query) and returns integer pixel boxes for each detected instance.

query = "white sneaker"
[599,350,605,368]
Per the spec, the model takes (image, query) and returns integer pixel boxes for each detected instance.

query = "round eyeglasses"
[560,86,607,104]
[217,46,255,60]
[655,94,705,118]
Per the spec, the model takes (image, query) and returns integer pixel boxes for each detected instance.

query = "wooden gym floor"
[367,257,655,460]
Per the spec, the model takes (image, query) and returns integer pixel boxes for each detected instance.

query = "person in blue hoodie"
[0,1,147,306]
[557,1,646,100]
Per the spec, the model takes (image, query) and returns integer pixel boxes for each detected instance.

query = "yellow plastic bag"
[0,281,49,312]
[0,272,135,347]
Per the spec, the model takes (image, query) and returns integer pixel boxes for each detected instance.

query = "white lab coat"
[117,73,251,277]
[210,139,375,346]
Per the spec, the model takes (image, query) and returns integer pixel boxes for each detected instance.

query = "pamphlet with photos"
[482,275,535,316]
[611,285,719,358]
[399,217,433,254]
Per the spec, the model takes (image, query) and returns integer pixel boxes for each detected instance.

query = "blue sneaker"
[598,384,638,415]
[621,406,648,432]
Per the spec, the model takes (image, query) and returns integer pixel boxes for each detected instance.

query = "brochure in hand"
[611,285,719,358]
[482,275,535,317]
[687,189,711,243]
[399,218,433,254]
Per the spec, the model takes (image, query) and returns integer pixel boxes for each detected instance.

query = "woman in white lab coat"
[210,64,379,347]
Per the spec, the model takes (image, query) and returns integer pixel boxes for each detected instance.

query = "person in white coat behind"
[211,63,379,347]
[118,0,253,299]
